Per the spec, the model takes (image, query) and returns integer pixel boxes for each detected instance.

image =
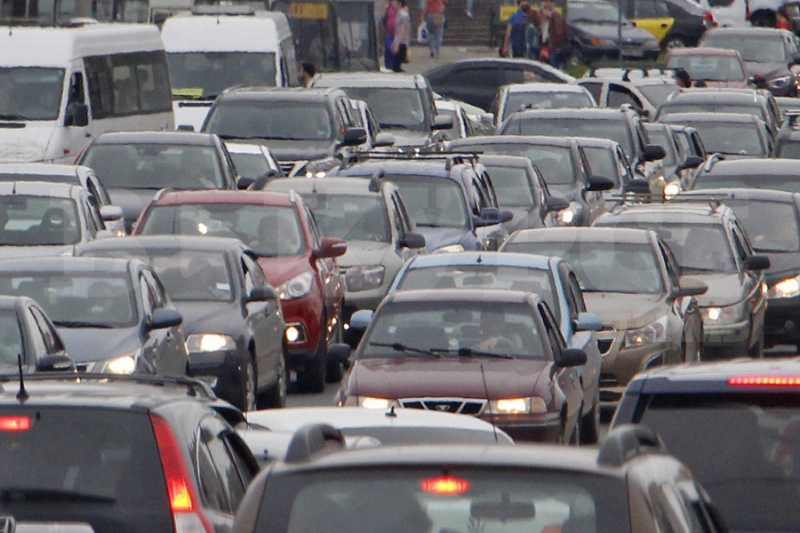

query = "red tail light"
[703,11,717,27]
[728,375,800,387]
[0,416,31,432]
[420,475,470,495]
[150,414,212,533]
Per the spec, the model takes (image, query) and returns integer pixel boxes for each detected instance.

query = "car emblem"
[435,404,451,411]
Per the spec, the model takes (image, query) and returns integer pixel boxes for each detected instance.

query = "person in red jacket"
[421,0,446,58]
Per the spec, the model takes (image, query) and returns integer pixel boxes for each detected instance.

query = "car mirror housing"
[587,175,614,192]
[401,232,426,249]
[574,312,603,332]
[373,132,395,147]
[544,196,570,213]
[745,254,771,271]
[555,348,587,368]
[99,205,123,222]
[341,127,367,147]
[349,309,373,330]
[678,155,704,170]
[237,176,255,190]
[248,286,279,302]
[315,236,347,258]
[432,114,454,130]
[328,343,352,366]
[475,207,513,227]
[65,102,89,127]
[642,144,666,162]
[674,276,708,298]
[36,353,75,372]
[148,308,183,330]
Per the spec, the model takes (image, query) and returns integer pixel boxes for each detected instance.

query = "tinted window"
[581,146,622,186]
[719,199,800,252]
[204,100,334,141]
[503,117,635,160]
[385,176,470,228]
[337,87,428,132]
[483,165,537,207]
[299,193,390,242]
[503,91,593,120]
[85,51,171,119]
[167,52,277,98]
[0,67,64,121]
[0,195,80,246]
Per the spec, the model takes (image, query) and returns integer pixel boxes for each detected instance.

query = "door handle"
[660,23,668,28]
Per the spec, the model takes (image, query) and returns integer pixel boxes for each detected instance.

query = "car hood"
[0,244,76,258]
[745,61,789,79]
[417,226,473,252]
[173,300,240,336]
[583,292,668,329]
[108,188,159,226]
[337,241,393,269]
[173,100,214,133]
[691,272,748,307]
[255,139,335,163]
[386,129,431,148]
[349,357,551,399]
[760,250,800,285]
[58,327,141,363]
[0,123,54,163]
[257,254,310,287]
[569,22,656,44]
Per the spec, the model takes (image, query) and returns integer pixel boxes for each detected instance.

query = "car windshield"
[257,469,630,533]
[483,166,536,207]
[167,52,277,99]
[139,204,306,257]
[670,121,766,157]
[638,393,800,532]
[131,251,235,302]
[693,173,800,193]
[80,144,226,190]
[0,67,64,121]
[701,35,788,63]
[660,103,765,122]
[720,200,800,252]
[665,55,746,81]
[637,84,679,107]
[204,101,335,141]
[568,0,626,23]
[0,311,24,366]
[0,196,80,246]
[229,151,273,179]
[504,118,635,161]
[581,147,622,186]
[387,176,469,229]
[299,193,390,243]
[397,265,558,316]
[362,301,546,359]
[0,273,137,328]
[338,87,428,132]
[645,128,677,166]
[503,91,594,119]
[456,143,577,186]
[502,241,664,294]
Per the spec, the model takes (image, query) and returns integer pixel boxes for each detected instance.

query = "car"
[699,27,800,96]
[572,136,638,203]
[594,201,770,358]
[643,122,704,196]
[331,289,587,443]
[0,257,189,377]
[265,176,426,347]
[424,58,574,111]
[331,153,511,253]
[0,374,260,533]
[669,122,708,161]
[75,130,242,233]
[614,0,715,48]
[0,295,71,373]
[689,156,800,192]
[566,0,661,65]
[348,99,396,151]
[501,227,706,406]
[309,73,451,148]
[232,424,727,533]
[224,142,283,183]
[132,190,347,393]
[497,107,666,172]
[388,251,604,443]
[78,236,288,410]
[433,99,476,140]
[449,135,614,227]
[200,87,367,176]
[578,68,681,118]
[773,110,800,158]
[775,95,800,118]
[612,359,800,533]
[659,112,773,159]
[490,82,596,129]
[665,47,749,88]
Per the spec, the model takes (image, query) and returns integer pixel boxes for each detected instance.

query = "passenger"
[473,309,513,351]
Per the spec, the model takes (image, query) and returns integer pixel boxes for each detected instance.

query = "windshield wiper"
[380,123,412,129]
[1,488,116,504]
[434,347,515,360]
[369,342,442,358]
[53,320,115,329]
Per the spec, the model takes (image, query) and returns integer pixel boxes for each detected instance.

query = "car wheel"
[258,348,288,409]
[663,35,686,50]
[579,393,600,445]
[238,357,257,412]
[325,319,344,383]
[296,320,327,394]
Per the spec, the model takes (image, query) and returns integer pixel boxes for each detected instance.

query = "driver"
[473,309,511,351]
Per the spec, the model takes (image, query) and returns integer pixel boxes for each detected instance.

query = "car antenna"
[16,353,28,402]
[476,254,482,264]
[385,404,397,418]
[479,363,498,443]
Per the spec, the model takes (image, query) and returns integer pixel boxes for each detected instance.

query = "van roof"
[161,11,292,52]
[0,23,165,67]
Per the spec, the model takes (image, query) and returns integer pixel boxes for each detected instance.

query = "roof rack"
[340,151,483,172]
[582,66,674,81]
[597,424,667,467]
[284,423,347,463]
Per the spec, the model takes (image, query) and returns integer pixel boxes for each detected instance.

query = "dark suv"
[201,87,366,176]
[232,424,726,533]
[0,374,259,533]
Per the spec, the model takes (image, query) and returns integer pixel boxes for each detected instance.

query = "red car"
[134,190,347,393]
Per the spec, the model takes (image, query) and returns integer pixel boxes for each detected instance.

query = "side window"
[82,200,99,238]
[634,0,658,18]
[451,67,500,89]
[388,196,404,239]
[580,81,603,104]
[241,258,255,295]
[142,270,166,309]
[30,307,64,355]
[617,147,635,183]
[674,131,693,156]
[201,418,248,512]
[521,68,546,83]
[242,254,268,288]
[538,303,566,356]
[659,241,681,288]
[196,438,231,513]
[303,204,322,249]
[608,84,643,110]
[394,191,416,232]
[653,0,671,16]
[566,272,587,314]
[26,309,48,357]
[64,72,86,126]
[139,276,154,321]
[732,220,754,256]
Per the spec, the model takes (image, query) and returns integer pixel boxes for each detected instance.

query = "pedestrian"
[674,67,692,88]
[529,0,568,68]
[501,0,531,58]
[776,6,792,29]
[300,63,316,87]
[391,0,411,71]
[383,0,398,70]
[421,0,446,58]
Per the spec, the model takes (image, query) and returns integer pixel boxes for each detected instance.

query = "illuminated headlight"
[303,157,337,177]
[558,202,581,226]
[360,397,398,409]
[489,397,547,414]
[769,276,800,299]
[663,181,681,200]
[104,355,136,374]
[115,229,126,237]
[186,333,236,352]
[624,316,668,348]
[284,323,307,344]
[702,304,744,323]
[434,244,464,253]
[278,271,314,299]
[768,75,792,89]
[345,265,385,292]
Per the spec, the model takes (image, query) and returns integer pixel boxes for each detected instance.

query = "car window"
[658,240,681,289]
[197,437,232,513]
[608,84,643,110]
[452,67,500,89]
[139,275,155,320]
[242,253,268,287]
[580,81,604,104]
[300,193,390,243]
[566,270,587,315]
[202,416,247,512]
[303,203,322,250]
[538,302,565,356]
[141,269,166,310]
[635,0,669,17]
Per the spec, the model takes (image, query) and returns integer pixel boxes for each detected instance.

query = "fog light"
[285,323,306,344]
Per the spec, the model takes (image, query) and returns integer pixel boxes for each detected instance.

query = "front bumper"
[187,348,247,405]
[703,319,751,358]
[281,294,323,369]
[765,296,800,345]
[595,328,670,405]
[478,412,563,443]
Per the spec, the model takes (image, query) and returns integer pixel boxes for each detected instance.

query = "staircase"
[408,0,501,46]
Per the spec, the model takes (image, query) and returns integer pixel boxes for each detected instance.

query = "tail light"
[150,414,212,533]
[0,416,31,431]
[728,375,800,387]
[703,11,717,27]
[420,475,470,495]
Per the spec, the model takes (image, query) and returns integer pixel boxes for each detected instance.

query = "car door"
[558,265,601,402]
[137,271,171,375]
[631,0,674,43]
[241,252,282,390]
[730,220,767,343]
[577,146,607,224]
[142,268,187,376]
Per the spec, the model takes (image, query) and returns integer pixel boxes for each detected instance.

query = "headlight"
[303,156,337,177]
[663,181,681,200]
[434,244,464,253]
[702,304,744,323]
[624,316,668,348]
[488,397,547,414]
[345,265,385,292]
[768,75,792,89]
[360,397,398,409]
[186,333,236,352]
[278,271,314,299]
[558,202,581,226]
[769,275,800,299]
[104,355,136,374]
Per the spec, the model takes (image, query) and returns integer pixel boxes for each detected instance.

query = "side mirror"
[248,285,279,302]
[555,348,587,368]
[99,205,123,222]
[36,353,75,372]
[642,144,666,162]
[745,254,771,271]
[678,155,704,170]
[342,127,368,147]
[349,309,373,330]
[65,102,89,127]
[573,312,603,332]
[623,179,651,195]
[315,236,347,258]
[400,231,426,249]
[544,195,570,213]
[748,74,768,89]
[373,132,395,147]
[587,175,615,192]
[237,176,255,190]
[674,276,708,298]
[475,207,513,227]
[328,343,352,366]
[432,114,454,131]
[148,308,183,330]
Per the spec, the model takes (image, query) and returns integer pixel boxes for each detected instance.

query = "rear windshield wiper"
[1,488,116,504]
[434,347,515,360]
[369,342,442,358]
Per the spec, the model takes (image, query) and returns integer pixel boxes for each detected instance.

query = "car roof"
[151,189,293,206]
[80,235,246,254]
[509,108,633,120]
[218,86,344,102]
[386,288,536,305]
[704,27,792,38]
[313,72,427,89]
[599,202,727,224]
[0,181,79,197]
[92,130,219,146]
[504,82,589,94]
[451,134,573,148]
[337,159,458,178]
[476,154,534,167]
[667,46,742,57]
[406,251,555,270]
[267,177,381,196]
[0,163,88,177]
[681,187,800,204]
[660,112,763,124]
[702,158,797,174]
[0,256,136,274]
[664,89,763,104]
[508,227,655,244]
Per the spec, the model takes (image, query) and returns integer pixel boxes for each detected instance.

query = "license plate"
[621,46,644,58]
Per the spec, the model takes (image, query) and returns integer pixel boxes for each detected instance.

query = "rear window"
[0,407,171,532]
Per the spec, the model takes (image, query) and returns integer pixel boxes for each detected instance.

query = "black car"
[0,295,70,373]
[424,58,574,112]
[0,374,260,533]
[659,112,773,159]
[615,0,714,49]
[75,131,242,233]
[79,236,288,411]
[773,111,800,158]
[0,257,188,377]
[450,135,613,226]
[688,156,800,192]
[201,87,366,176]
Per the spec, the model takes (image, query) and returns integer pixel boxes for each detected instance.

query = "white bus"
[0,22,174,163]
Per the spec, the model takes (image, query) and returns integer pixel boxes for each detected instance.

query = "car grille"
[279,161,297,175]
[74,363,90,372]
[400,398,486,415]
[597,326,617,356]
[600,373,619,388]
[597,339,614,355]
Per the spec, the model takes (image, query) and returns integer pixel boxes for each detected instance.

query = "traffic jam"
[0,0,799,529]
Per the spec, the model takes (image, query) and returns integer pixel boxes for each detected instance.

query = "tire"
[296,321,327,394]
[258,348,288,409]
[579,393,600,445]
[237,357,257,412]
[663,35,687,50]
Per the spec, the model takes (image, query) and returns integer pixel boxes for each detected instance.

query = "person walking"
[382,0,398,70]
[421,0,446,58]
[529,0,567,68]
[391,0,411,71]
[501,0,531,58]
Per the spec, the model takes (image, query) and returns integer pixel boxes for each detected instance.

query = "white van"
[161,7,298,130]
[0,22,174,164]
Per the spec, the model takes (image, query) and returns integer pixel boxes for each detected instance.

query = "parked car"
[0,295,71,373]
[659,112,773,159]
[490,82,596,129]
[665,47,750,88]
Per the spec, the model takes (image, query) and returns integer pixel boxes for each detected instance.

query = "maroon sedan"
[331,289,588,443]
[134,190,346,393]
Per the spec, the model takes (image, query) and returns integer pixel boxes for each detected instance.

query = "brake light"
[703,11,717,27]
[150,414,212,533]
[0,416,30,431]
[420,475,470,495]
[728,375,800,387]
